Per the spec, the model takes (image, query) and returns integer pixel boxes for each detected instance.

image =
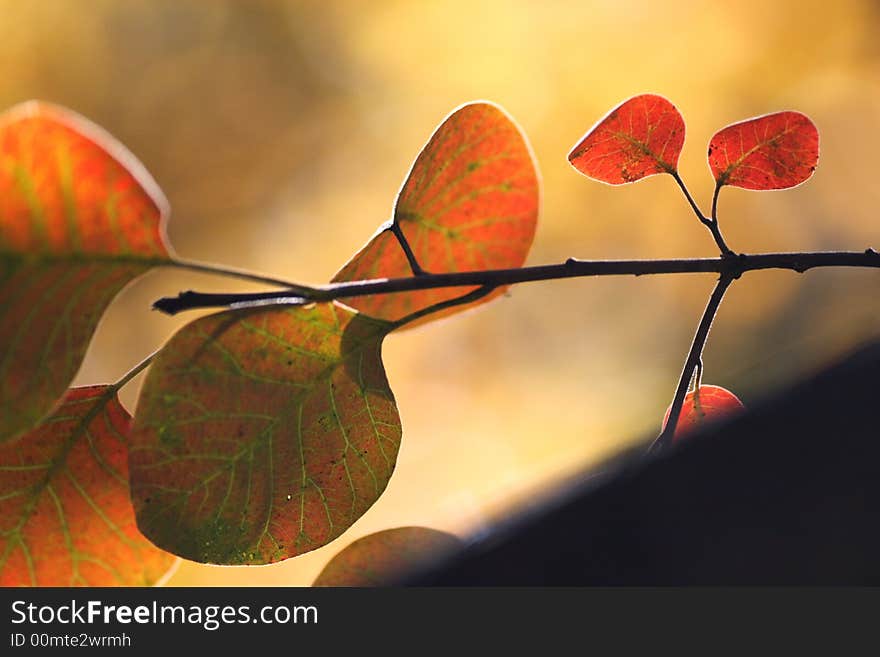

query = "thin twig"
[391,285,496,329]
[152,250,880,315]
[391,223,427,276]
[670,171,734,256]
[112,352,156,391]
[650,274,734,452]
[166,258,316,293]
[711,180,723,223]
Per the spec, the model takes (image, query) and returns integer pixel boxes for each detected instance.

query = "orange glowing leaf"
[129,302,401,565]
[332,102,539,325]
[0,102,171,442]
[662,384,745,443]
[313,527,461,586]
[708,111,819,190]
[568,94,685,184]
[0,386,177,586]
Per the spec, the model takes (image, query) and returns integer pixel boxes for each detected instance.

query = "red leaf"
[568,94,685,184]
[662,384,745,443]
[0,386,177,586]
[129,303,402,565]
[0,102,171,442]
[708,111,819,190]
[331,102,539,325]
[313,527,461,586]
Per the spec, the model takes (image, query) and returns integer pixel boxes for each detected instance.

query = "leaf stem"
[390,223,427,276]
[152,250,880,315]
[711,180,723,223]
[112,352,156,392]
[391,285,496,329]
[650,274,733,452]
[166,258,317,294]
[670,171,734,256]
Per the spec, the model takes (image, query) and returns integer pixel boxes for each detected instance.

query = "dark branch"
[153,250,880,316]
[392,285,496,329]
[670,171,734,256]
[650,274,734,452]
[391,222,427,276]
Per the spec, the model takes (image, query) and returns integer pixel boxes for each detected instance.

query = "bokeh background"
[3,0,877,585]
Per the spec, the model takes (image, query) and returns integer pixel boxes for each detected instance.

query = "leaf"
[0,386,177,586]
[0,101,171,442]
[331,102,539,325]
[568,94,685,184]
[313,526,461,586]
[662,384,745,443]
[708,111,819,190]
[129,302,401,565]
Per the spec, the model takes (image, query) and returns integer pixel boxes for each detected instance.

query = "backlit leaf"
[0,386,177,586]
[129,302,401,565]
[332,102,539,325]
[568,94,685,184]
[0,101,170,442]
[313,526,461,586]
[662,384,745,443]
[708,111,819,190]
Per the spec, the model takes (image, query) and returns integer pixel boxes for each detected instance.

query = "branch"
[650,274,734,452]
[391,223,427,276]
[165,258,314,292]
[392,285,496,329]
[153,250,880,315]
[670,171,734,256]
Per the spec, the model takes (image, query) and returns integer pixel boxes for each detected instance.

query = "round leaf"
[0,386,177,586]
[313,527,461,586]
[129,302,401,565]
[0,102,171,442]
[708,111,819,190]
[568,94,685,184]
[332,102,539,325]
[662,384,745,443]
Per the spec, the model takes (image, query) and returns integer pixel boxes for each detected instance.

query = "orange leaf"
[708,111,819,190]
[332,102,539,325]
[662,384,745,443]
[568,94,685,184]
[313,527,461,586]
[129,302,401,565]
[0,386,177,586]
[0,102,171,442]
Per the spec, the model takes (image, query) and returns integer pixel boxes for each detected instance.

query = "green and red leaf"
[0,102,171,442]
[568,94,685,184]
[662,384,745,443]
[0,386,177,586]
[313,527,461,586]
[129,302,401,565]
[332,102,539,325]
[708,111,819,190]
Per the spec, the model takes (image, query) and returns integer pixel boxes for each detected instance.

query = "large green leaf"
[0,102,170,442]
[129,302,401,565]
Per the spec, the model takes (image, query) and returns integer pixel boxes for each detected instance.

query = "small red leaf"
[662,384,745,443]
[708,111,819,190]
[313,527,461,586]
[568,94,685,184]
[332,102,539,325]
[0,386,177,586]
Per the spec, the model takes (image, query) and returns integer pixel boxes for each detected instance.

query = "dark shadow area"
[407,340,880,585]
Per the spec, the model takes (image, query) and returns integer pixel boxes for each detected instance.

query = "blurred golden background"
[3,0,877,585]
